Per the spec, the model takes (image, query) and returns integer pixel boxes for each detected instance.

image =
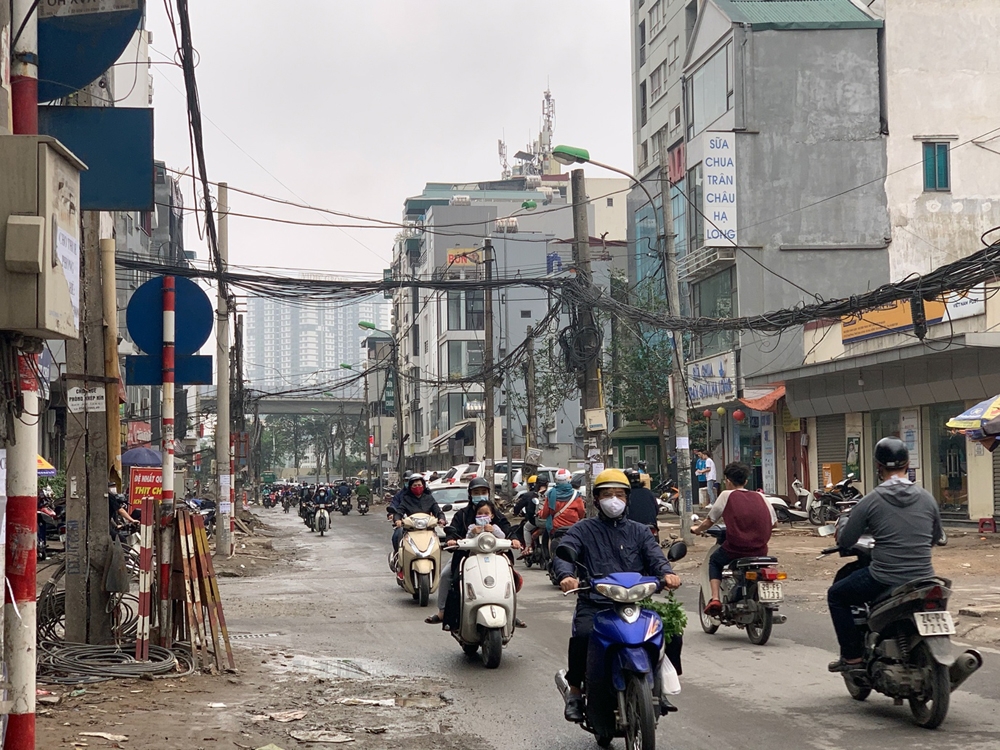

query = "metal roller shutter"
[816,414,846,489]
[992,449,1000,517]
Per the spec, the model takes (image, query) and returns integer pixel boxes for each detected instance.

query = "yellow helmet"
[593,468,630,492]
[527,475,539,485]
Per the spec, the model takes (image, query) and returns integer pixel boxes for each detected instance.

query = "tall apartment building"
[244,289,390,396]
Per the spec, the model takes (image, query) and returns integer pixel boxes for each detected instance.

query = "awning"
[740,385,785,413]
[37,455,57,477]
[430,420,474,448]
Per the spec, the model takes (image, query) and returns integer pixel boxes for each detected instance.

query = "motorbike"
[698,525,788,645]
[446,532,517,668]
[818,518,982,728]
[389,512,443,607]
[554,541,687,750]
[314,502,332,536]
[653,479,680,516]
[357,495,370,515]
[764,494,809,525]
[790,478,824,525]
[338,495,352,516]
[185,498,216,538]
[813,474,863,524]
[301,500,316,529]
[37,503,60,561]
[282,495,291,514]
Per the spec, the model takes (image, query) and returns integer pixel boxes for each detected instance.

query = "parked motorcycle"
[790,478,824,525]
[554,541,687,750]
[314,502,332,536]
[764,494,809,524]
[338,495,352,516]
[446,532,517,668]
[818,518,981,728]
[653,479,680,516]
[813,474,863,524]
[389,512,443,607]
[698,525,788,645]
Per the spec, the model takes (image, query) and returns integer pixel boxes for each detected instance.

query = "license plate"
[757,582,783,602]
[914,611,955,636]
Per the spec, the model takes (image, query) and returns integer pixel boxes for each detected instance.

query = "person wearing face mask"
[538,468,586,560]
[553,469,681,722]
[391,475,445,554]
[426,477,524,626]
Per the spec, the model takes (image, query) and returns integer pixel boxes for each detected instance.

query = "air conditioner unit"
[525,175,542,189]
[575,426,585,438]
[495,217,518,233]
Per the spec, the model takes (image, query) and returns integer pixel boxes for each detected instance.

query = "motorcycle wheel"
[417,572,430,607]
[698,590,720,634]
[843,672,871,701]
[462,643,479,657]
[624,673,656,750]
[481,628,502,669]
[807,503,823,526]
[908,641,950,729]
[746,608,773,646]
[821,504,839,524]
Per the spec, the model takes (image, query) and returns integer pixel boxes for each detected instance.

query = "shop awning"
[740,385,785,413]
[430,420,474,448]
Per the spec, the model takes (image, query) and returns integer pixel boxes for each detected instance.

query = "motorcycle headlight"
[595,583,630,602]
[412,518,428,530]
[477,534,498,553]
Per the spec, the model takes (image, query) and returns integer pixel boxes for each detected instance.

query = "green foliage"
[639,592,687,639]
[38,470,66,499]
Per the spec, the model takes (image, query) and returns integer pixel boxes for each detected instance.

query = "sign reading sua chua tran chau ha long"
[841,285,986,344]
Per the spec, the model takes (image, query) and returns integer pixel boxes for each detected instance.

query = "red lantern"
[733,409,746,423]
[702,409,712,418]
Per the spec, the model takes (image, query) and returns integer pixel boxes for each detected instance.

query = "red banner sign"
[128,466,162,512]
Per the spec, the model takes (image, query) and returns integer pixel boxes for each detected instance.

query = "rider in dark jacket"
[391,475,444,551]
[624,468,659,528]
[552,468,680,723]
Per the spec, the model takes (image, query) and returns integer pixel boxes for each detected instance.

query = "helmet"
[554,468,573,485]
[467,476,491,501]
[593,468,630,493]
[623,468,643,488]
[874,436,909,469]
[637,460,647,471]
[526,474,538,487]
[403,470,413,480]
[406,473,424,487]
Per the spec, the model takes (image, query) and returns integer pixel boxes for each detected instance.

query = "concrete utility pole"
[216,183,232,557]
[659,162,694,544]
[525,327,537,450]
[570,169,604,513]
[392,341,404,479]
[363,375,372,482]
[101,238,122,486]
[482,239,496,478]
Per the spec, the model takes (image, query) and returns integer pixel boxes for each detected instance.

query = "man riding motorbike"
[391,475,445,552]
[624,468,659,537]
[356,479,371,503]
[538,468,586,558]
[553,469,681,722]
[826,437,943,672]
[425,477,524,627]
[692,461,776,617]
[512,475,547,554]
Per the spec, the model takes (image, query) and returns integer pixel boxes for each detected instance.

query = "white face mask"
[599,497,627,518]
[475,515,491,527]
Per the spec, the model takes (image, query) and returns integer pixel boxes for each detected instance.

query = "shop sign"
[127,466,161,512]
[447,249,481,266]
[900,409,920,469]
[126,420,152,447]
[842,285,985,344]
[781,404,800,433]
[687,351,736,408]
[761,413,776,494]
[703,133,737,246]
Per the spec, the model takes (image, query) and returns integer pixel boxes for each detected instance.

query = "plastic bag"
[658,655,681,695]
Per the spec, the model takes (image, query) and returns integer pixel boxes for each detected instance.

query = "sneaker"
[564,695,585,723]
[659,697,678,715]
[703,598,723,617]
[828,658,863,673]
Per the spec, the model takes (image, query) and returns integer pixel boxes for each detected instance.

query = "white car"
[510,466,562,494]
[428,463,477,491]
[492,459,524,491]
[429,485,471,533]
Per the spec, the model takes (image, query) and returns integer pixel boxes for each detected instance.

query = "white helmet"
[554,468,572,485]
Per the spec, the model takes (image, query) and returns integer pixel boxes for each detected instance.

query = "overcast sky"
[145,1,633,277]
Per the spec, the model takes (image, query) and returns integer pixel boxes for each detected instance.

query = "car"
[458,462,482,483]
[428,463,476,490]
[428,485,471,531]
[510,465,562,494]
[492,459,524,491]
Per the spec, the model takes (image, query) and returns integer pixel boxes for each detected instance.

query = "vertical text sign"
[703,133,737,247]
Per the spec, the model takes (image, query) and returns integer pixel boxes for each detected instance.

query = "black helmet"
[874,437,909,469]
[406,473,424,487]
[623,468,643,488]
[637,461,647,471]
[468,476,491,502]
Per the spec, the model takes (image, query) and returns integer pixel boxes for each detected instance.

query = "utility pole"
[392,341,404,480]
[236,313,246,509]
[482,240,496,478]
[570,169,604,513]
[659,159,694,544]
[363,374,372,482]
[216,183,232,557]
[524,327,537,450]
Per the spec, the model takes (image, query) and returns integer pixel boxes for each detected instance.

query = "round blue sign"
[38,2,145,103]
[126,276,213,356]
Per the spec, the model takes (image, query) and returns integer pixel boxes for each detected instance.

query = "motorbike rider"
[426,477,523,626]
[336,480,352,503]
[553,469,681,722]
[692,461,777,617]
[356,479,371,504]
[624,468,659,534]
[512,475,547,553]
[391,474,445,552]
[636,460,652,489]
[826,437,943,672]
[538,468,586,557]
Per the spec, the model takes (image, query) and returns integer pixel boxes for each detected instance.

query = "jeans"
[437,561,453,611]
[827,567,890,660]
[708,546,741,581]
[391,526,404,552]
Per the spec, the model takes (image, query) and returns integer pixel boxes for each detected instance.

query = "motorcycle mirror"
[555,545,578,564]
[441,504,453,512]
[666,541,687,562]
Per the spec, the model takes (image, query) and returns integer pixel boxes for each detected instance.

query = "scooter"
[791,478,825,525]
[282,496,291,514]
[764,494,809,525]
[357,495,370,516]
[338,495,352,516]
[698,525,788,645]
[446,532,517,668]
[390,512,442,607]
[554,541,687,750]
[314,502,332,536]
[818,516,981,728]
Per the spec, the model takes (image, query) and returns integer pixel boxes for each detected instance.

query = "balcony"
[677,245,736,283]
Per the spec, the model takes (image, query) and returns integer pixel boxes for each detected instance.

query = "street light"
[341,363,374,485]
[553,143,694,543]
[358,321,405,482]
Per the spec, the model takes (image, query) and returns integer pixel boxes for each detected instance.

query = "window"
[639,81,648,126]
[520,310,531,318]
[650,65,663,102]
[649,0,663,36]
[667,36,679,74]
[446,340,484,379]
[607,197,614,207]
[923,142,950,191]
[671,106,681,132]
[640,140,649,168]
[447,290,485,331]
[671,177,687,261]
[638,21,646,66]
[693,267,737,356]
[687,39,734,137]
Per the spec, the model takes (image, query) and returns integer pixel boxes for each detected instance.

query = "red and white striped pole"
[159,277,176,646]
[5,354,39,750]
[10,0,38,137]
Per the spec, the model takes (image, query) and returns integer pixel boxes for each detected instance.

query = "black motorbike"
[357,495,370,516]
[282,495,291,513]
[811,474,863,524]
[338,495,352,516]
[819,519,982,728]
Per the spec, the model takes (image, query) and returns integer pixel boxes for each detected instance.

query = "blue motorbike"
[554,542,686,750]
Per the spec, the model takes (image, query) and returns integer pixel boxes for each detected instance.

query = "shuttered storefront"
[816,414,846,489]
[992,448,1000,517]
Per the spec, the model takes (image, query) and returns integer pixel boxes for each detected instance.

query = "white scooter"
[448,532,516,669]
[764,493,809,524]
[314,503,332,536]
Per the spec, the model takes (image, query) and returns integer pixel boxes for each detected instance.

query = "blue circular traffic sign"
[126,276,213,356]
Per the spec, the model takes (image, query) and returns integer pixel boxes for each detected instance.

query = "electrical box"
[0,135,86,339]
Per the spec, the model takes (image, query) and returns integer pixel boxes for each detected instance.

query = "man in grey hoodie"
[827,437,943,672]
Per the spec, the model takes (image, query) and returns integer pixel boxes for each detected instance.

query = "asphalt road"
[223,508,1000,750]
